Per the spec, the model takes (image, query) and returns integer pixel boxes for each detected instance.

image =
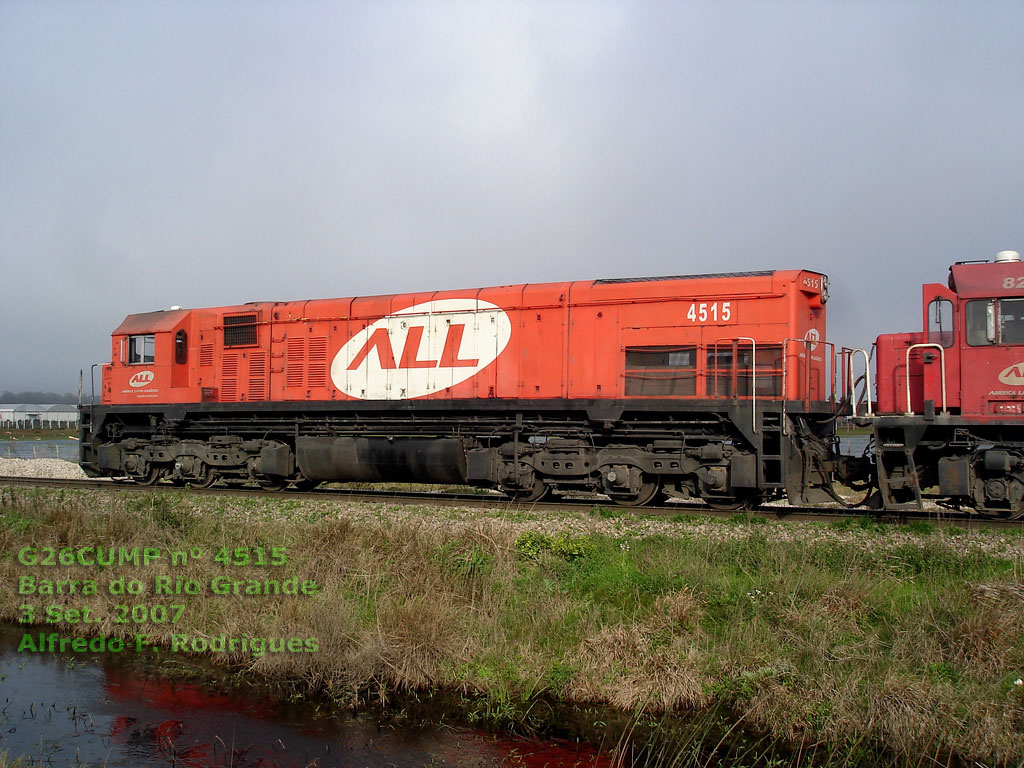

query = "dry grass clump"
[569,622,709,712]
[652,586,704,632]
[372,593,468,689]
[862,676,960,755]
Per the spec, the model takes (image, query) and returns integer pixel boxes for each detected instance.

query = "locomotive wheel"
[975,501,1024,521]
[192,467,218,489]
[133,467,162,486]
[257,479,288,492]
[505,478,550,503]
[703,491,762,511]
[611,478,662,507]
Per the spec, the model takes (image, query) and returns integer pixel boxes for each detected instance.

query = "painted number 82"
[1002,277,1024,290]
[686,301,732,323]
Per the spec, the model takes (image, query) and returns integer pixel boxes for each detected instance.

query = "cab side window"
[127,334,155,364]
[927,298,954,348]
[966,298,1024,346]
[999,298,1024,345]
[175,330,188,364]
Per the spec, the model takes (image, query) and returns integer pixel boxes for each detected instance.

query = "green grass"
[0,427,77,441]
[0,486,1021,766]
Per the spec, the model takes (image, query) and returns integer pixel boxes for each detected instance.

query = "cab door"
[921,289,960,413]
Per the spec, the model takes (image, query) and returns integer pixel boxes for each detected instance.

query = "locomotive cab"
[101,309,195,404]
[875,251,1024,419]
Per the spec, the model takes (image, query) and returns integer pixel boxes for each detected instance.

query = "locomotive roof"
[949,261,1024,298]
[594,270,775,285]
[112,309,191,335]
[111,270,822,325]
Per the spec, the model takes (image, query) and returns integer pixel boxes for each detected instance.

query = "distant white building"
[46,404,79,428]
[0,404,79,428]
[0,405,25,427]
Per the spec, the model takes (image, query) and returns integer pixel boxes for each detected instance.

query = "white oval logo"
[128,370,155,388]
[804,328,820,351]
[998,362,1024,386]
[331,299,512,399]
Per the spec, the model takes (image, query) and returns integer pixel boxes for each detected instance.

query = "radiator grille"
[248,354,268,400]
[308,336,328,388]
[224,314,258,347]
[286,338,305,388]
[221,353,239,401]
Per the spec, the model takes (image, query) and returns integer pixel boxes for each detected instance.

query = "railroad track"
[1,475,1018,529]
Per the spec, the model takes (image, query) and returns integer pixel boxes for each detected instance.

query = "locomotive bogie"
[863,418,1024,518]
[81,395,834,508]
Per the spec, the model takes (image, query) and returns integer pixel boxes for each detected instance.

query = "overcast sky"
[1,0,1021,393]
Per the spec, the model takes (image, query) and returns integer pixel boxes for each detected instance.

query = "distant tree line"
[0,391,78,404]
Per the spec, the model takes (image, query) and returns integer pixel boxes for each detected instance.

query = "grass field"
[0,428,78,441]
[1,486,1021,766]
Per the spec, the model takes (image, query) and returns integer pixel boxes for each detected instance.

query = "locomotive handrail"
[904,343,948,415]
[847,348,872,417]
[735,336,757,434]
[89,364,100,407]
[780,337,837,436]
[713,336,757,434]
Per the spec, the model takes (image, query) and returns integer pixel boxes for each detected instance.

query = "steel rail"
[1,476,1018,529]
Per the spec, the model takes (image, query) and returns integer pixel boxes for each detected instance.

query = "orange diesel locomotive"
[80,252,1024,517]
[81,270,837,508]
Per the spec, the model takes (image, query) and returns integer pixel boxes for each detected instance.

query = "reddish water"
[0,624,609,767]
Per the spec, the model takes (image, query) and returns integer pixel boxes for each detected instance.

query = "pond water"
[0,440,79,460]
[838,435,870,456]
[0,624,608,768]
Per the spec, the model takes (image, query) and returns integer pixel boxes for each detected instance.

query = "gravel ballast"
[0,458,88,480]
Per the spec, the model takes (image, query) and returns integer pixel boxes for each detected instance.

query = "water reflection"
[0,624,606,767]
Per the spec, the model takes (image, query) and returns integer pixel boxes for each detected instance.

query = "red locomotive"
[79,251,1024,517]
[864,249,1024,516]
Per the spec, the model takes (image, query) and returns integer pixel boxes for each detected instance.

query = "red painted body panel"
[101,270,829,406]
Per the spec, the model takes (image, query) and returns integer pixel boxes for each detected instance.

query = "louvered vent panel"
[249,354,268,400]
[286,338,305,388]
[200,344,214,366]
[221,353,239,402]
[308,336,328,388]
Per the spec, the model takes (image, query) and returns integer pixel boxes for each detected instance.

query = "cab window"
[1001,299,1024,344]
[175,330,188,364]
[927,298,954,348]
[127,334,155,364]
[965,299,1024,346]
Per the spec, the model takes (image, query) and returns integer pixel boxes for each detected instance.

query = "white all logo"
[330,299,513,400]
[128,370,155,388]
[998,362,1024,386]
